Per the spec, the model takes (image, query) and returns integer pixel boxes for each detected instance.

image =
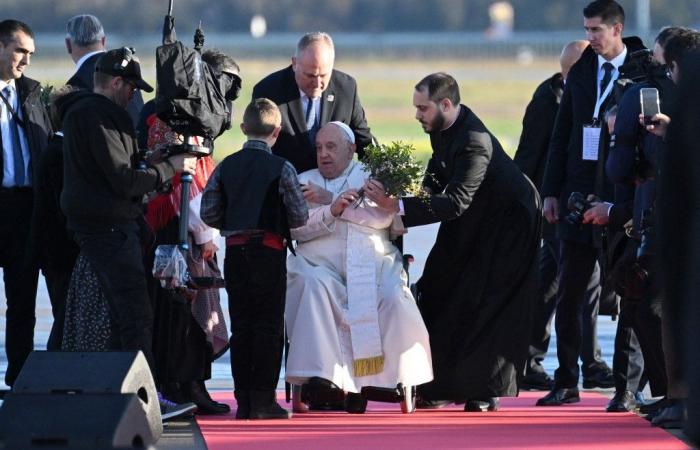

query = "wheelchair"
[285,252,417,414]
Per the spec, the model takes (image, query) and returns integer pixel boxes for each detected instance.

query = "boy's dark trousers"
[225,240,287,412]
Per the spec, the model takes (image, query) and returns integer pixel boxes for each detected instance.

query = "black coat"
[2,75,53,267]
[541,37,645,244]
[513,73,563,239]
[67,52,144,127]
[33,133,79,270]
[252,65,372,173]
[514,72,564,191]
[0,75,52,188]
[60,91,175,232]
[404,106,541,399]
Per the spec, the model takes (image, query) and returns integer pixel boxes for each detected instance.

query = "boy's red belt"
[225,232,285,251]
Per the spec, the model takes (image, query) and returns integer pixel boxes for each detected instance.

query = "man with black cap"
[61,47,197,418]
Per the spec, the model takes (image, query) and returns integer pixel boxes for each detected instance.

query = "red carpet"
[197,391,690,449]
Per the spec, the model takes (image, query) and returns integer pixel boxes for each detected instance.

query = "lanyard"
[592,70,616,123]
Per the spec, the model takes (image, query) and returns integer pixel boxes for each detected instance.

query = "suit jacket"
[67,52,144,128]
[252,65,372,173]
[1,75,53,266]
[0,75,52,186]
[541,37,645,244]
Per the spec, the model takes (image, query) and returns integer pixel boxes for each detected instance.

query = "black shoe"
[415,398,452,409]
[344,392,368,414]
[303,377,346,410]
[639,396,667,415]
[464,397,499,412]
[582,367,615,389]
[651,401,686,429]
[234,390,250,419]
[189,381,231,415]
[520,372,555,391]
[536,387,580,406]
[606,390,637,412]
[249,390,291,420]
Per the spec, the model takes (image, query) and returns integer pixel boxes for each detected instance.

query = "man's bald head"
[560,40,589,80]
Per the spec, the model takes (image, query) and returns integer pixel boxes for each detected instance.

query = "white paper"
[582,126,601,161]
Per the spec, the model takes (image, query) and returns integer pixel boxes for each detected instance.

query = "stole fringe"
[353,355,385,377]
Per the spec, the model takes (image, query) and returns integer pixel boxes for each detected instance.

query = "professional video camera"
[155,0,241,159]
[151,0,240,289]
[565,191,592,226]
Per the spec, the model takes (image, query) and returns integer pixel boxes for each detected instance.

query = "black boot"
[234,390,250,419]
[189,381,231,415]
[249,390,291,419]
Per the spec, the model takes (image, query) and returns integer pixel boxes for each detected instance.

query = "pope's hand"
[330,189,359,217]
[301,181,333,205]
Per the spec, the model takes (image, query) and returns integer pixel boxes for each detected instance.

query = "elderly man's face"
[316,124,355,179]
[0,31,34,82]
[292,42,333,99]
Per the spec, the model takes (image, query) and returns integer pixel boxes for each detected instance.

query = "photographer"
[61,48,196,395]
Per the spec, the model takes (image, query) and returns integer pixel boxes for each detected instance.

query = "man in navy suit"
[65,14,144,126]
[253,32,372,204]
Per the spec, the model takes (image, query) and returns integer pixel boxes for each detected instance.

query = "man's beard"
[422,110,446,134]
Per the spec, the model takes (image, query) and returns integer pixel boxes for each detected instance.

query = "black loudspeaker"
[3,351,162,446]
[0,393,155,449]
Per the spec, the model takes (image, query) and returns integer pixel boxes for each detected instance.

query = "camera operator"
[60,48,196,387]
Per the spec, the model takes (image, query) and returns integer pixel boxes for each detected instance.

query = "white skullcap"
[328,121,355,144]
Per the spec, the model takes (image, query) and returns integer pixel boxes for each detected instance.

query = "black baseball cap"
[95,47,153,93]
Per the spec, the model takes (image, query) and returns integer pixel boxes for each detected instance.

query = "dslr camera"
[565,191,593,226]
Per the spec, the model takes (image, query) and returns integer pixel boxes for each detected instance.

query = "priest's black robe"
[404,105,541,399]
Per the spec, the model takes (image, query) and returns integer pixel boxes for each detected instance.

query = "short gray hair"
[66,14,104,47]
[295,32,335,60]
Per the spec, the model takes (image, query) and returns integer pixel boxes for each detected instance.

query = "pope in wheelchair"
[285,122,433,414]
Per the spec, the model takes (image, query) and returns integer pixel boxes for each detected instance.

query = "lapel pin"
[327,94,335,102]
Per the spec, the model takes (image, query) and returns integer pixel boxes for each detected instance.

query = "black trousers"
[74,223,156,374]
[0,188,38,386]
[43,267,73,351]
[553,240,605,388]
[527,238,606,377]
[612,300,645,393]
[225,242,286,392]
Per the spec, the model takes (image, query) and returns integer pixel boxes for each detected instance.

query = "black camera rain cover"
[155,40,230,139]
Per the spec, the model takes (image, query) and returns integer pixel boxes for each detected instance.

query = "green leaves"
[361,141,424,197]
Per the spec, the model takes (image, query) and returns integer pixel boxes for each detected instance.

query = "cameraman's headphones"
[113,47,135,74]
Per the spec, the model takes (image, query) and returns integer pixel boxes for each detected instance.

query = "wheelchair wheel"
[400,384,416,414]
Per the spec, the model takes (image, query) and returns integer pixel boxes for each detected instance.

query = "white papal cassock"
[285,161,433,393]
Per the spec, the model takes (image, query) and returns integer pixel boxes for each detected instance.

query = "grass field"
[29,56,559,163]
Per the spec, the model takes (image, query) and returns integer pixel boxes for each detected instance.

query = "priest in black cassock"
[365,72,541,411]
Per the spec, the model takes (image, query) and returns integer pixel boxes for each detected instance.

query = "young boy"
[201,98,308,419]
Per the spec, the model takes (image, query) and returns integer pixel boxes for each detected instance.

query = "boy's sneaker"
[158,392,197,422]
